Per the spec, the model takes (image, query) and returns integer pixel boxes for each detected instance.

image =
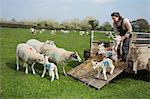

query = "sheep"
[98,43,107,54]
[41,56,59,82]
[39,29,46,33]
[50,30,56,35]
[16,43,46,74]
[105,31,112,39]
[91,58,115,80]
[30,28,37,35]
[79,31,85,36]
[86,31,90,35]
[109,32,123,54]
[60,30,69,34]
[26,39,56,54]
[97,43,118,61]
[44,47,82,76]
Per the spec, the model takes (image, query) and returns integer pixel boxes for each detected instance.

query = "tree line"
[0,17,149,32]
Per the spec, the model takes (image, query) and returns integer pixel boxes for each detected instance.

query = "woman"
[111,12,132,62]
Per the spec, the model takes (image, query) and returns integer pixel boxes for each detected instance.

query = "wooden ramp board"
[67,60,125,90]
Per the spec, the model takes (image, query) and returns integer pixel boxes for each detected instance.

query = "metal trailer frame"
[68,31,150,89]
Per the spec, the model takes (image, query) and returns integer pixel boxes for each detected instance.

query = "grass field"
[0,27,150,98]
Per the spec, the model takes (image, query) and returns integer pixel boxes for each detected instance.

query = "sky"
[0,0,150,24]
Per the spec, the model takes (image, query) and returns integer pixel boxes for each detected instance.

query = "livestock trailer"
[68,31,150,89]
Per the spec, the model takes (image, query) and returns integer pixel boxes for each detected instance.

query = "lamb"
[91,58,115,80]
[109,32,123,54]
[16,43,46,74]
[98,43,107,54]
[41,56,59,82]
[26,39,56,54]
[44,47,82,76]
[98,43,118,61]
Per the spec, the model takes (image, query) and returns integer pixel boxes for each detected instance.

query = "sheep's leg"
[120,42,123,55]
[31,62,36,75]
[115,43,119,51]
[54,66,59,79]
[110,65,115,75]
[41,67,46,78]
[24,63,28,74]
[62,65,67,76]
[49,70,54,82]
[16,55,19,71]
[103,68,107,80]
[96,69,101,78]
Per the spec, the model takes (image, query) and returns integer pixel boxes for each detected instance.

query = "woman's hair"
[111,12,122,20]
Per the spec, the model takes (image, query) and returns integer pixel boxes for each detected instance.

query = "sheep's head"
[36,54,45,64]
[70,52,82,62]
[98,43,106,54]
[91,60,98,69]
[45,40,56,47]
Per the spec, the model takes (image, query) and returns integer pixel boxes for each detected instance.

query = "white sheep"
[109,32,123,54]
[44,47,82,76]
[39,29,46,33]
[86,31,90,35]
[98,43,107,54]
[30,28,37,35]
[79,31,85,36]
[26,39,56,54]
[98,43,118,61]
[41,56,59,82]
[16,43,46,74]
[50,30,56,35]
[91,58,115,80]
[60,30,69,34]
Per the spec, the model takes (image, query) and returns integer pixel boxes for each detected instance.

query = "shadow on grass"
[113,70,150,82]
[67,61,82,68]
[6,60,44,75]
[7,60,149,82]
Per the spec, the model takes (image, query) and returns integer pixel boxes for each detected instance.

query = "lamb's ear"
[91,59,94,63]
[45,40,50,44]
[91,59,96,62]
[75,51,78,54]
[44,54,49,59]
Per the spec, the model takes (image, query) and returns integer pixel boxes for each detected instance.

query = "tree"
[0,17,9,23]
[69,18,81,30]
[61,20,72,30]
[88,19,99,30]
[101,22,112,31]
[131,19,149,32]
[11,18,17,23]
[80,16,97,30]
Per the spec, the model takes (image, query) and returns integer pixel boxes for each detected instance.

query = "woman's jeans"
[117,37,130,62]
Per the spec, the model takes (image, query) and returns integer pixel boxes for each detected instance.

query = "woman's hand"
[121,34,130,41]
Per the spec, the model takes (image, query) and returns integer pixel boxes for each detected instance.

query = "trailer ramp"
[67,60,125,89]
